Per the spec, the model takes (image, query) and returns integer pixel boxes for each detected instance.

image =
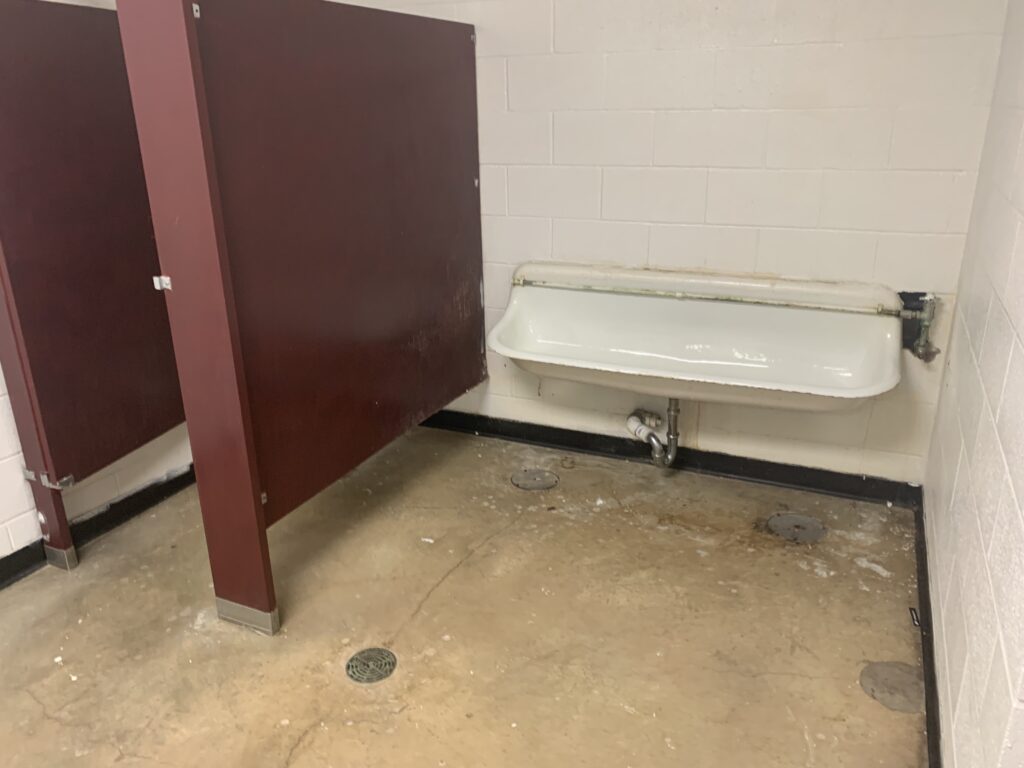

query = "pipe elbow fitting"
[627,402,680,468]
[626,413,655,443]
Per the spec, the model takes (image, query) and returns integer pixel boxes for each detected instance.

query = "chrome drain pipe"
[626,398,680,468]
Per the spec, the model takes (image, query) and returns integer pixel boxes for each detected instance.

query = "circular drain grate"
[346,647,397,684]
[766,513,826,544]
[860,661,924,713]
[511,468,559,491]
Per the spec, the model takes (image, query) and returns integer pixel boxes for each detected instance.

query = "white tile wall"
[603,167,707,223]
[925,0,1024,764]
[649,225,758,273]
[350,0,1010,485]
[764,109,891,169]
[889,106,990,171]
[552,220,648,265]
[554,112,653,166]
[605,50,715,109]
[653,111,767,168]
[508,54,605,111]
[0,366,38,555]
[706,169,821,227]
[823,170,975,233]
[507,166,601,218]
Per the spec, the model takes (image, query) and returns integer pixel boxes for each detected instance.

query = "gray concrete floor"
[0,428,926,767]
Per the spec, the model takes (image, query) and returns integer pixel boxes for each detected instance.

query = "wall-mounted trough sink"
[488,263,903,413]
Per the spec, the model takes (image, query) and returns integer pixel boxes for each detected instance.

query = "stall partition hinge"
[23,468,74,490]
[152,275,173,291]
[192,3,201,19]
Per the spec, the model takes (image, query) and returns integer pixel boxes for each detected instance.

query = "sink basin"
[487,262,902,412]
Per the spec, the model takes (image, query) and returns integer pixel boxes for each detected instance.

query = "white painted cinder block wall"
[0,368,41,558]
[924,0,1024,764]
[340,0,1007,485]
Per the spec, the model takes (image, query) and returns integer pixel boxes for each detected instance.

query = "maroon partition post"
[119,0,485,633]
[0,0,184,567]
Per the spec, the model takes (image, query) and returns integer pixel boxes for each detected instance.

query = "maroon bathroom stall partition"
[0,0,184,565]
[118,0,485,631]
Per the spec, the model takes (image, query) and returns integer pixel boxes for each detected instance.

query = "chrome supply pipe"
[626,398,680,468]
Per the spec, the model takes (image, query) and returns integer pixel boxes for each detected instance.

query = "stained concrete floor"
[0,428,926,767]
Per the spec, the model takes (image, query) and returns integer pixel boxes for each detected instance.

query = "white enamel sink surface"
[487,263,903,412]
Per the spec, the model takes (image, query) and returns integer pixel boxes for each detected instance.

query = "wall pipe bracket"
[882,294,941,363]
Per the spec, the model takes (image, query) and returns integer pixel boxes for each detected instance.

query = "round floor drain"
[511,468,559,491]
[346,647,397,684]
[766,513,826,544]
[860,661,924,713]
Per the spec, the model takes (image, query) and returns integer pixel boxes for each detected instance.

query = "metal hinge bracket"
[153,275,173,291]
[23,468,74,489]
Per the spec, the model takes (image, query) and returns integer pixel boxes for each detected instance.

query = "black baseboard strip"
[0,466,196,590]
[915,507,943,767]
[423,410,923,510]
[0,541,45,591]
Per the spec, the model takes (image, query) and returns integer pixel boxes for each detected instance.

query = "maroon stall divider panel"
[126,0,485,525]
[0,0,183,483]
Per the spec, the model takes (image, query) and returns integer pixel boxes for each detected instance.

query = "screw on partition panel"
[192,3,201,19]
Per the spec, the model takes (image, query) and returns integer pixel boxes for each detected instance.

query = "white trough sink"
[488,263,903,412]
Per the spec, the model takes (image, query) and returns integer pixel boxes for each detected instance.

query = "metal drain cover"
[511,468,559,491]
[860,661,924,713]
[766,513,826,544]
[346,647,397,684]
